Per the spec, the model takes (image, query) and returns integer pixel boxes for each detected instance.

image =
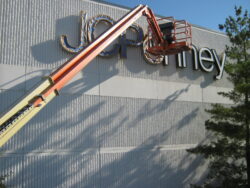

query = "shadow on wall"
[0,74,207,187]
[31,15,80,64]
[0,12,209,187]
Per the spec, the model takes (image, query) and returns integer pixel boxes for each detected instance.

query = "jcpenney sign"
[60,12,226,80]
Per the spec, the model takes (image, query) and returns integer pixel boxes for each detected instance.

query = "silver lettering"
[182,51,187,67]
[191,45,198,70]
[177,53,182,67]
[163,56,168,66]
[212,49,226,80]
[177,51,187,68]
[60,11,87,53]
[199,47,214,72]
[59,12,227,80]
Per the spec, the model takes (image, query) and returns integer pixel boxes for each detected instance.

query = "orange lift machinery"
[0,5,192,147]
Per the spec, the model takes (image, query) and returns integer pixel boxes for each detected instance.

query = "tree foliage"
[188,6,250,188]
[0,175,7,188]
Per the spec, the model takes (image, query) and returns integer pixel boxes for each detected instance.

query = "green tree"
[187,6,250,188]
[0,175,7,188]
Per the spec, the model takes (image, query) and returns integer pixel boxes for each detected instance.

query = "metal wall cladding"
[0,150,206,188]
[0,0,230,187]
[1,94,205,151]
[0,155,100,188]
[98,96,206,148]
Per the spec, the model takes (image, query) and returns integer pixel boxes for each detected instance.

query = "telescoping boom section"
[0,5,192,147]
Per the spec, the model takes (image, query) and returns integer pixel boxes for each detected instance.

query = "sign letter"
[212,49,226,80]
[199,47,214,72]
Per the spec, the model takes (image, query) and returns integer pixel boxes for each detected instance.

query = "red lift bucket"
[145,17,192,55]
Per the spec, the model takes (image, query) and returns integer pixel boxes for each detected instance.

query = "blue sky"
[102,0,250,31]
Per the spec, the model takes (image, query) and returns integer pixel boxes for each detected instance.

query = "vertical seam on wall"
[97,57,102,188]
[201,87,204,103]
[27,0,31,68]
[0,0,3,65]
[94,4,102,185]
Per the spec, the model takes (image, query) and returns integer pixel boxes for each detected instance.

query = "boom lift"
[0,5,192,147]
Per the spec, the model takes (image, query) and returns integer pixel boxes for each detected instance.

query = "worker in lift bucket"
[159,22,174,45]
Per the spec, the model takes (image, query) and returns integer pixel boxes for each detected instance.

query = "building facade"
[0,0,232,187]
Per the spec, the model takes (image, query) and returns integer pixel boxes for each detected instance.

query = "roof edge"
[89,0,227,37]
